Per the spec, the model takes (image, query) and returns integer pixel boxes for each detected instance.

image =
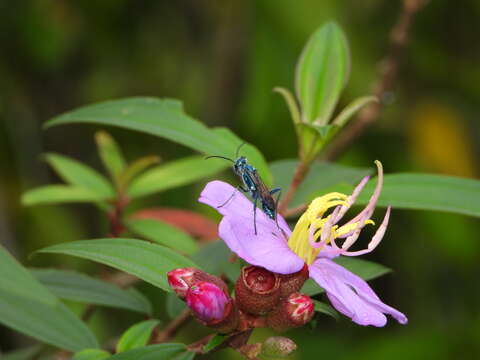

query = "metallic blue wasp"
[206,144,281,235]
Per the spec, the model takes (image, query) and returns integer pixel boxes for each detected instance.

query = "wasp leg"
[270,187,282,231]
[253,195,259,235]
[217,185,248,208]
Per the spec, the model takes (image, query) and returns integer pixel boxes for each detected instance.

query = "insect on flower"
[206,143,281,235]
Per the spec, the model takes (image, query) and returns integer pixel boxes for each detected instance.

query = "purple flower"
[199,161,407,327]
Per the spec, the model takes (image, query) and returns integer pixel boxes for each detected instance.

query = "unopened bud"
[187,282,229,322]
[278,264,309,297]
[186,281,239,333]
[262,336,297,358]
[267,292,314,332]
[167,267,227,299]
[235,266,281,315]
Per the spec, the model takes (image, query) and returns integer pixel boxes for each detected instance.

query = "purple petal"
[199,181,291,233]
[309,258,407,326]
[199,181,303,274]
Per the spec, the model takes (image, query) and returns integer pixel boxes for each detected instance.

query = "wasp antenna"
[235,142,246,158]
[205,155,235,163]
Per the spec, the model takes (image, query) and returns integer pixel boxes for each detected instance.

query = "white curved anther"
[333,175,370,224]
[342,206,391,256]
[344,161,384,227]
[320,206,341,245]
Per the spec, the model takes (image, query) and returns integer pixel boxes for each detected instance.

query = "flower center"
[287,192,375,265]
[288,192,348,264]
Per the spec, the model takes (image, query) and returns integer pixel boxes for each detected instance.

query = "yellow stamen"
[287,191,374,265]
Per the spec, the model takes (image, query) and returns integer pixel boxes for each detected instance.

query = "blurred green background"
[1,0,479,359]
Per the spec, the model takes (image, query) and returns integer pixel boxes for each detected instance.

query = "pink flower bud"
[186,281,229,323]
[267,292,314,332]
[167,267,195,298]
[167,267,228,299]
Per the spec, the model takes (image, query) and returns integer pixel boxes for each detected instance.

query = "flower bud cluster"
[167,268,238,333]
[167,263,314,334]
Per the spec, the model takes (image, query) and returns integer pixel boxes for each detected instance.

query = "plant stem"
[278,161,311,215]
[324,0,427,161]
[150,309,191,344]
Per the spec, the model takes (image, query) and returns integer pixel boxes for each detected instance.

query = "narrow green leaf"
[192,241,231,276]
[126,218,198,255]
[172,352,196,360]
[0,289,98,351]
[335,257,391,280]
[127,155,228,199]
[302,258,391,296]
[118,155,161,190]
[72,349,111,360]
[313,300,339,319]
[95,130,127,181]
[105,344,185,360]
[332,96,378,127]
[357,173,480,218]
[1,345,42,360]
[210,127,272,185]
[31,268,152,314]
[116,320,160,353]
[22,185,108,206]
[0,246,56,305]
[273,87,301,125]
[269,159,370,207]
[166,292,186,319]
[44,153,114,197]
[43,97,270,184]
[295,22,351,124]
[203,334,227,353]
[37,239,199,292]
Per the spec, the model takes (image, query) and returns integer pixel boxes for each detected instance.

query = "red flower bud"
[187,282,229,322]
[167,268,196,298]
[186,281,239,333]
[278,264,309,297]
[267,292,314,332]
[167,267,228,299]
[235,266,281,315]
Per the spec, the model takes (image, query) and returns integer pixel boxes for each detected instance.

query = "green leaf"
[127,155,227,199]
[0,246,98,351]
[72,349,111,360]
[357,173,480,218]
[203,334,227,353]
[1,345,41,360]
[0,246,56,305]
[95,131,127,182]
[172,352,196,360]
[192,241,231,276]
[104,344,186,360]
[295,22,350,125]
[116,319,160,353]
[37,239,199,292]
[118,155,161,190]
[302,258,391,296]
[44,153,114,197]
[332,96,378,127]
[296,123,340,160]
[313,300,339,320]
[43,97,271,184]
[335,257,391,280]
[22,185,108,206]
[273,87,301,125]
[166,292,186,319]
[269,159,370,207]
[31,268,152,314]
[127,218,198,255]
